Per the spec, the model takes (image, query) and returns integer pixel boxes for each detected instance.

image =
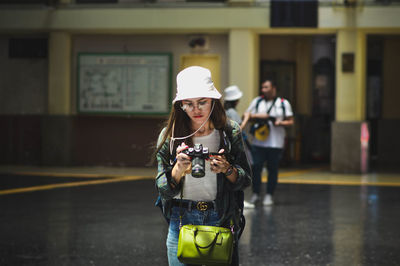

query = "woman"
[224,85,243,125]
[224,85,253,166]
[155,66,251,266]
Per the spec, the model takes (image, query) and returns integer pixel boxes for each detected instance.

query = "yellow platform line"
[2,166,399,196]
[8,171,118,178]
[261,167,328,182]
[261,167,400,187]
[278,179,400,187]
[279,167,329,178]
[0,175,152,196]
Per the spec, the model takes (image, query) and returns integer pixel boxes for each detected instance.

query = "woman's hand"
[210,149,229,174]
[210,149,238,183]
[171,142,191,185]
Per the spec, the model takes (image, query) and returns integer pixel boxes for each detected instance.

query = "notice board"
[77,53,172,115]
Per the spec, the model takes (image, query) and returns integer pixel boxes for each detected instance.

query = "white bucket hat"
[224,85,243,101]
[173,66,221,103]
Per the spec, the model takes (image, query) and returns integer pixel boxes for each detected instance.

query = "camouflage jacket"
[155,120,252,229]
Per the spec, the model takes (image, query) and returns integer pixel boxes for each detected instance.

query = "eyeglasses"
[181,100,211,112]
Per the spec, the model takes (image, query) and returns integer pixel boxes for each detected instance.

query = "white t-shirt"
[246,97,293,148]
[174,129,220,201]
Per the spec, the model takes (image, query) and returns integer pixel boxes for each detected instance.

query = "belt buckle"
[196,201,208,211]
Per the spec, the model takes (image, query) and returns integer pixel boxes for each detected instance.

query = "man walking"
[241,79,294,207]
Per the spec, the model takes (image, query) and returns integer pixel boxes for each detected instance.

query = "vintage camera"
[182,144,210,178]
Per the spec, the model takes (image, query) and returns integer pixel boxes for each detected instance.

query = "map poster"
[78,53,172,115]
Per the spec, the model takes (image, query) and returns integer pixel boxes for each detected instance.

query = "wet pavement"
[1,171,400,266]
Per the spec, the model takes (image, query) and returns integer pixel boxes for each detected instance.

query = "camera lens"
[191,157,205,178]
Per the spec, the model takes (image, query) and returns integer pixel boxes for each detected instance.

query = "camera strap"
[170,101,215,156]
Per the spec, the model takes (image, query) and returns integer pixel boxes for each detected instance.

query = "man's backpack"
[250,97,286,141]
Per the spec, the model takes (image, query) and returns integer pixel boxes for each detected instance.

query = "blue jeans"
[251,146,283,195]
[166,205,220,266]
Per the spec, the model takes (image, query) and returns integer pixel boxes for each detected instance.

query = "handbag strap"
[194,228,220,249]
[179,177,185,229]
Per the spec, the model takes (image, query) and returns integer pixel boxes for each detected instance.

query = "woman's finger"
[176,142,189,154]
[177,153,190,162]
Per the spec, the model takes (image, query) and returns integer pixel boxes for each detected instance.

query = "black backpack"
[222,122,246,240]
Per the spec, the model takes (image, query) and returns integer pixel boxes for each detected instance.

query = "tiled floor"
[0,165,399,265]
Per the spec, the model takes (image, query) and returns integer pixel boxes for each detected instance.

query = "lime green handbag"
[177,224,234,265]
[176,180,234,265]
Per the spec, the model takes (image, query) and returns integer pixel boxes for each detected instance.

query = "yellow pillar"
[229,29,258,115]
[332,29,368,173]
[335,29,366,121]
[48,32,71,115]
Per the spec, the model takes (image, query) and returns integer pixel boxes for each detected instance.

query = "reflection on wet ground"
[240,184,400,265]
[0,168,399,265]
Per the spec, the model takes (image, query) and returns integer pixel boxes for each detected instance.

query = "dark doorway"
[259,61,296,104]
[366,36,383,169]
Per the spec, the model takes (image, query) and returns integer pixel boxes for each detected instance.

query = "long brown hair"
[155,98,226,156]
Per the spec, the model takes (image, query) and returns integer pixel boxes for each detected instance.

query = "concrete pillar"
[48,32,71,115]
[331,30,368,173]
[229,29,258,115]
[43,32,72,166]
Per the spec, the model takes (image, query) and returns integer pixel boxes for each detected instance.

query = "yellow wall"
[180,54,221,92]
[1,6,400,32]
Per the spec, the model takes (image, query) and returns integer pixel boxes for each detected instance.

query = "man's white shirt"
[246,97,293,148]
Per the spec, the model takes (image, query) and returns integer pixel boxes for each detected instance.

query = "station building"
[0,0,399,173]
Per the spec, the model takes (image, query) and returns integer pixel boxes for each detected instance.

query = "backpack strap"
[280,97,286,120]
[267,97,278,114]
[255,97,264,112]
[256,96,278,115]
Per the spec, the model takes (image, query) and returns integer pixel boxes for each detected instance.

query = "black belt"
[172,199,215,211]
